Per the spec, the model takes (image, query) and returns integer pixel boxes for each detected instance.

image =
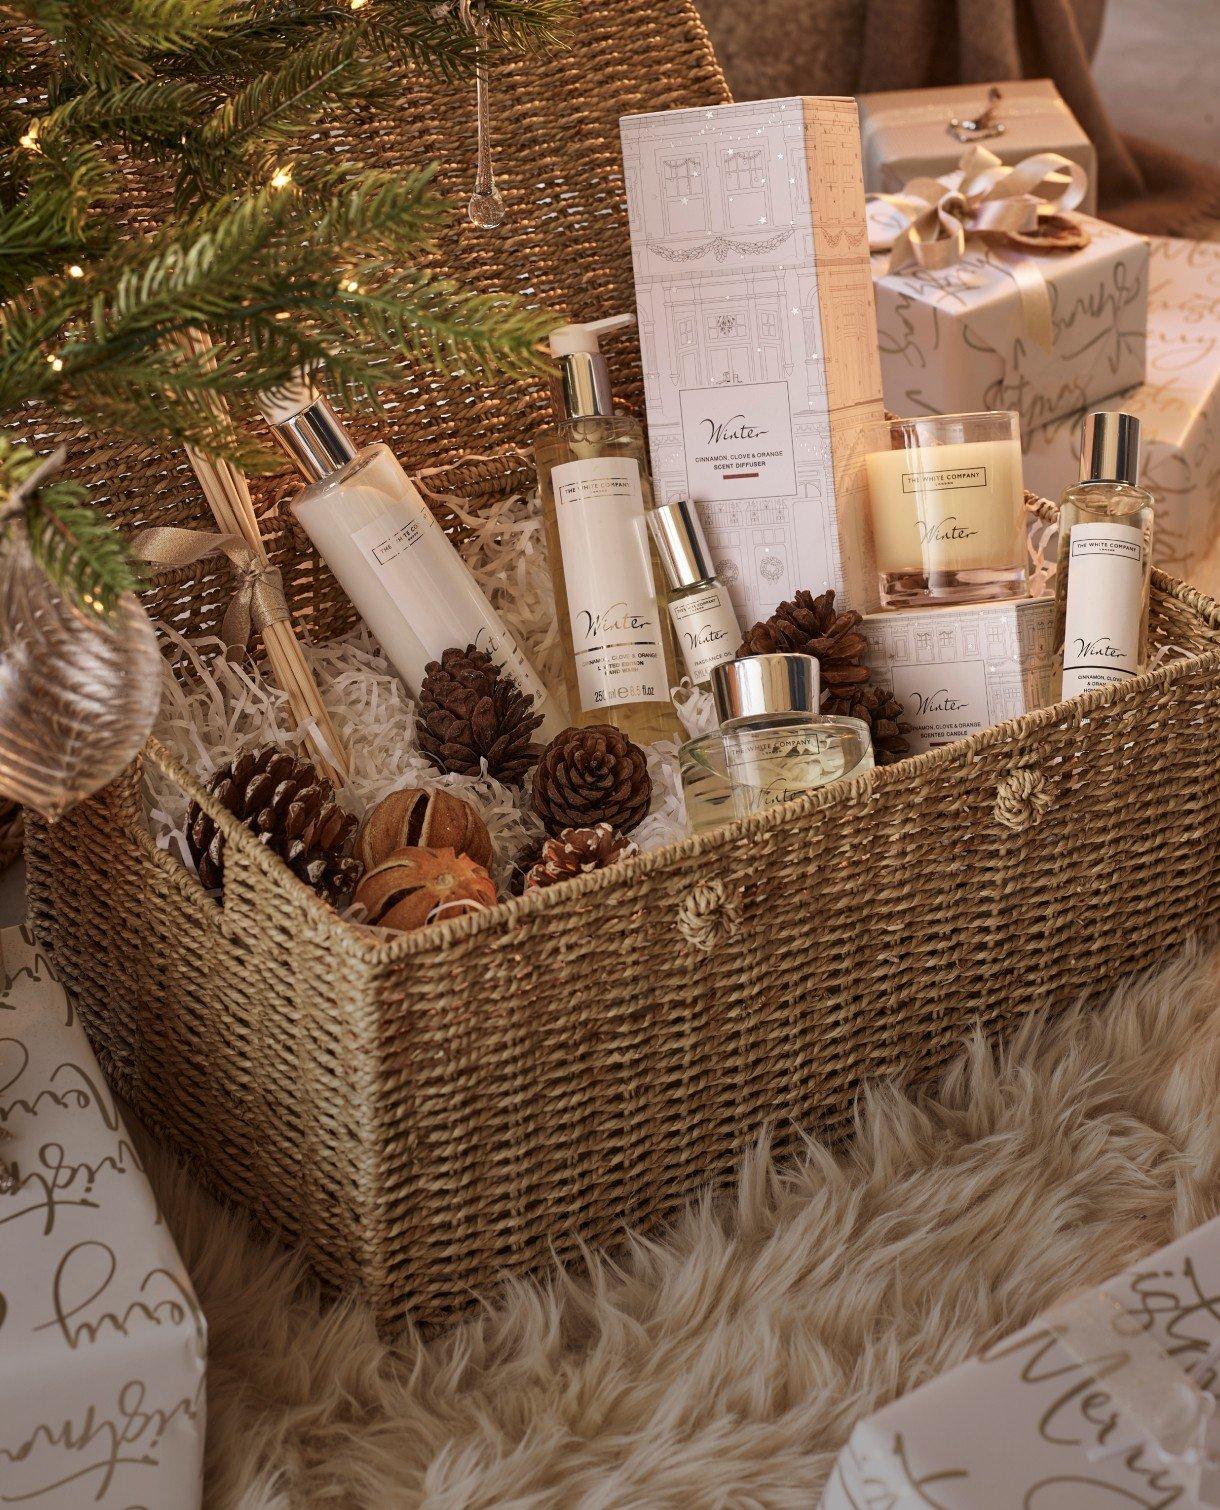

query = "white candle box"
[822,1214,1220,1509]
[619,97,887,627]
[857,78,1098,214]
[861,596,1057,753]
[1023,236,1220,596]
[872,214,1149,436]
[0,924,206,1509]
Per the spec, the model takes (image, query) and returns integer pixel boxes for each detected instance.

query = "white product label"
[679,382,797,502]
[1061,523,1146,698]
[351,506,550,706]
[891,660,989,747]
[725,725,848,811]
[669,583,741,684]
[552,456,668,711]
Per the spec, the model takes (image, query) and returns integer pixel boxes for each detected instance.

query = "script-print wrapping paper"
[857,79,1098,215]
[822,1215,1220,1509]
[1023,236,1220,593]
[872,213,1149,434]
[0,924,206,1508]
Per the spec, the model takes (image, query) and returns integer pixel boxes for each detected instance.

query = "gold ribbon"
[130,525,290,654]
[868,145,1090,352]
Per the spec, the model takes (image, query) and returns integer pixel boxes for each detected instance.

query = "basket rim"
[133,563,1220,966]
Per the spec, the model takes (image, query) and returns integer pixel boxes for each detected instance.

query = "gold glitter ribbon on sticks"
[131,525,291,656]
[867,145,1091,352]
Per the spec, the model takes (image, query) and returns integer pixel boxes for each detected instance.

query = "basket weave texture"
[19,4,1220,1331]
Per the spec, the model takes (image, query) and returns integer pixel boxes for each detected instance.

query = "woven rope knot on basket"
[676,879,742,953]
[994,766,1054,832]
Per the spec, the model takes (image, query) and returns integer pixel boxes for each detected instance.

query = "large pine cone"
[417,645,543,787]
[524,824,638,891]
[187,744,363,906]
[531,724,652,837]
[737,588,870,702]
[830,683,914,766]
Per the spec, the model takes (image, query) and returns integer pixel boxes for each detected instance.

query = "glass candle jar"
[862,411,1029,608]
[711,654,873,817]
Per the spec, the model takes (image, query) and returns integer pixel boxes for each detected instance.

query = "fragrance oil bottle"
[649,497,741,689]
[534,315,681,744]
[1055,411,1155,700]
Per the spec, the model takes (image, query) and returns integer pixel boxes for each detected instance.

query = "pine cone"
[524,824,638,891]
[417,645,543,787]
[830,683,914,766]
[737,588,870,701]
[531,725,652,837]
[187,745,363,907]
[507,835,545,897]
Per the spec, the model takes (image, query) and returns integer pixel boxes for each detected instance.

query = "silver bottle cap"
[649,498,717,590]
[1080,411,1141,487]
[712,653,821,724]
[259,380,358,482]
[549,315,634,422]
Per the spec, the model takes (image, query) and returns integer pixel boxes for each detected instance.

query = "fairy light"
[340,277,361,294]
[47,354,63,372]
[269,165,293,190]
[349,0,368,9]
[67,264,84,279]
[19,121,40,152]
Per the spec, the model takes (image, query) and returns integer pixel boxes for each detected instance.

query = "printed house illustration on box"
[621,98,885,626]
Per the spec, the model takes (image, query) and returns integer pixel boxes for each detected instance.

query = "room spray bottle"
[649,497,741,689]
[1055,411,1155,701]
[261,379,563,737]
[533,315,681,744]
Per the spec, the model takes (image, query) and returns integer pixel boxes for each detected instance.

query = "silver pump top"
[258,377,358,483]
[549,314,634,421]
[712,653,821,725]
[649,498,718,590]
[1079,411,1141,488]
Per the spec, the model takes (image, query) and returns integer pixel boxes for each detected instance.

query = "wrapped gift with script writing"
[0,924,206,1508]
[822,1215,1220,1508]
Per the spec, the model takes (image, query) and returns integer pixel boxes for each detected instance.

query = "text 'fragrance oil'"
[533,315,680,744]
[1056,411,1154,701]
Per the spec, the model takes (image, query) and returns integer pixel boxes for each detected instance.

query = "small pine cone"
[186,744,363,907]
[737,588,870,701]
[830,683,914,766]
[507,835,545,897]
[417,645,543,787]
[524,824,638,891]
[531,724,652,837]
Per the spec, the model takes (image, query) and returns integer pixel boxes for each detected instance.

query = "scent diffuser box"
[1023,236,1220,594]
[856,79,1098,214]
[619,97,887,627]
[861,597,1057,754]
[822,1215,1220,1509]
[0,925,207,1508]
[871,213,1149,435]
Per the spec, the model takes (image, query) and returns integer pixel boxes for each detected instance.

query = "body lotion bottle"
[261,380,563,739]
[533,315,681,744]
[1056,411,1155,701]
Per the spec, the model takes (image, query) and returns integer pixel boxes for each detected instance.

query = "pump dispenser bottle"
[1055,411,1155,701]
[261,379,562,737]
[533,315,681,744]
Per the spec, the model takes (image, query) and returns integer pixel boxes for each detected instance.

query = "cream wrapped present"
[869,147,1148,434]
[860,596,1056,754]
[1024,236,1220,593]
[823,1215,1220,1509]
[0,924,206,1508]
[857,80,1098,215]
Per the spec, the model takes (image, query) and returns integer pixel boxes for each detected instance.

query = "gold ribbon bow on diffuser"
[868,145,1091,351]
[130,525,290,654]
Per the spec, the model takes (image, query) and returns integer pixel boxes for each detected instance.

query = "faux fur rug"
[146,945,1220,1507]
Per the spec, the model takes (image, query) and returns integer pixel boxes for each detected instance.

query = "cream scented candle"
[863,412,1029,608]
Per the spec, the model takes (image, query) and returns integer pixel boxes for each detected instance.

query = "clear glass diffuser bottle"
[533,315,681,744]
[711,653,873,816]
[261,379,563,739]
[1055,411,1155,700]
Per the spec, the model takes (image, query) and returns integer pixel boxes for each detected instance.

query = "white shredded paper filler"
[147,486,692,899]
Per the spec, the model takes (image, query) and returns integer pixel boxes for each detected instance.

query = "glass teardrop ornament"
[0,532,162,820]
[467,25,506,229]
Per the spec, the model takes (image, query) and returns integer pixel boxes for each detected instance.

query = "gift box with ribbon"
[869,145,1148,434]
[0,924,206,1509]
[857,79,1098,215]
[1023,236,1220,595]
[822,1215,1220,1509]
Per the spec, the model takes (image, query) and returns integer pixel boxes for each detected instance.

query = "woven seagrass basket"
[20,2,1220,1331]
